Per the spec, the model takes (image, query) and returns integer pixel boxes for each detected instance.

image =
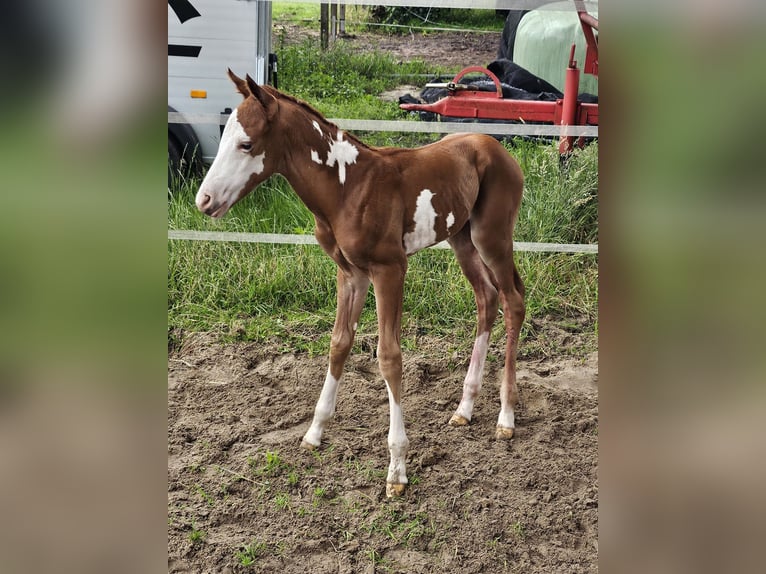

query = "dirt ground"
[169,25,597,573]
[168,329,597,573]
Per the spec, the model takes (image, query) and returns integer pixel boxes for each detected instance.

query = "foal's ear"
[245,74,278,118]
[228,68,250,98]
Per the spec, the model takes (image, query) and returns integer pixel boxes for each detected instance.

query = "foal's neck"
[274,98,371,222]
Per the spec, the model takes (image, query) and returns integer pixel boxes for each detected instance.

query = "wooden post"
[320,3,329,50]
[330,2,338,42]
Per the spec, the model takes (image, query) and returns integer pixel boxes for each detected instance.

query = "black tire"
[168,134,183,189]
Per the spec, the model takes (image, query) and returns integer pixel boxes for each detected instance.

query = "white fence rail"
[168,230,598,254]
[168,112,598,138]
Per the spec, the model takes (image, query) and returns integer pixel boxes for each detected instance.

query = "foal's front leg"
[302,267,369,449]
[371,262,409,498]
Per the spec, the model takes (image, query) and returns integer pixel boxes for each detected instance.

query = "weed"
[188,523,205,545]
[274,492,291,511]
[236,540,267,566]
[511,520,526,539]
[364,508,435,546]
[194,484,215,506]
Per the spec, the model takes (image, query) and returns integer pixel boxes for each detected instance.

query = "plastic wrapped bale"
[512,0,598,96]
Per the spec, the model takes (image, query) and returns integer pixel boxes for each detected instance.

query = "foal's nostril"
[196,192,213,212]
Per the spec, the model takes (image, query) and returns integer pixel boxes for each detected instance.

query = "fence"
[168,111,598,254]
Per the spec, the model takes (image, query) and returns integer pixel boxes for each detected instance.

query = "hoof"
[300,439,318,451]
[495,426,514,440]
[449,414,470,427]
[386,482,406,498]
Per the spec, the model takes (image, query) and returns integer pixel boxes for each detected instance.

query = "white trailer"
[168,0,273,173]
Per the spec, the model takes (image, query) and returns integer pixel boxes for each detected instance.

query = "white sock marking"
[497,408,515,430]
[385,381,409,486]
[310,149,322,164]
[403,189,438,254]
[325,131,359,185]
[303,370,340,447]
[454,331,490,422]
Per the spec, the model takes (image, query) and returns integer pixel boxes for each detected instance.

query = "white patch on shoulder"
[446,212,455,231]
[312,120,323,135]
[310,149,322,164]
[325,131,359,185]
[403,189,438,254]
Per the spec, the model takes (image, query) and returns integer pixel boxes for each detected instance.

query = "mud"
[168,331,597,573]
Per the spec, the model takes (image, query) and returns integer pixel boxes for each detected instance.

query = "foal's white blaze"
[195,108,266,217]
[403,189,437,254]
[454,331,490,422]
[385,380,409,487]
[312,120,323,136]
[303,369,340,447]
[325,131,359,185]
[310,149,322,164]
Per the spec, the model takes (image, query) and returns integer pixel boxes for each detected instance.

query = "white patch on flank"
[403,189,438,254]
[446,212,455,231]
[195,108,268,217]
[453,331,490,422]
[302,370,340,447]
[312,120,323,135]
[385,381,409,486]
[325,131,359,185]
[310,149,322,164]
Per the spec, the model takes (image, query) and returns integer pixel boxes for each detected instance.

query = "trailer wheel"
[168,134,183,189]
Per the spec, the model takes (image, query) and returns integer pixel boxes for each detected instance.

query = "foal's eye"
[239,142,252,152]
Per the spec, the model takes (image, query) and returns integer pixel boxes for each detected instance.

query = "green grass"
[236,540,268,566]
[277,39,450,127]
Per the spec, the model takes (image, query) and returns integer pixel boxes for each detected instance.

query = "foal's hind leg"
[471,229,525,439]
[447,225,499,427]
[302,266,370,449]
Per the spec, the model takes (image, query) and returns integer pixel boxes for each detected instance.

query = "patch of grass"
[188,523,205,545]
[249,450,295,478]
[363,508,436,546]
[273,492,292,511]
[273,2,319,24]
[277,39,449,125]
[235,539,268,567]
[194,484,215,506]
[511,520,526,539]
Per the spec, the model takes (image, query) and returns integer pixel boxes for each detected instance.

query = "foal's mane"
[261,85,370,151]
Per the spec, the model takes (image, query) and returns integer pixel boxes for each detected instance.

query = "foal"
[196,71,525,497]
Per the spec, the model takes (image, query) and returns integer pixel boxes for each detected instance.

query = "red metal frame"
[399,1,598,155]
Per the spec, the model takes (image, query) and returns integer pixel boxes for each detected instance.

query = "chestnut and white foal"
[196,71,525,497]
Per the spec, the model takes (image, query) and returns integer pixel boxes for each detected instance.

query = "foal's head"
[195,70,278,218]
